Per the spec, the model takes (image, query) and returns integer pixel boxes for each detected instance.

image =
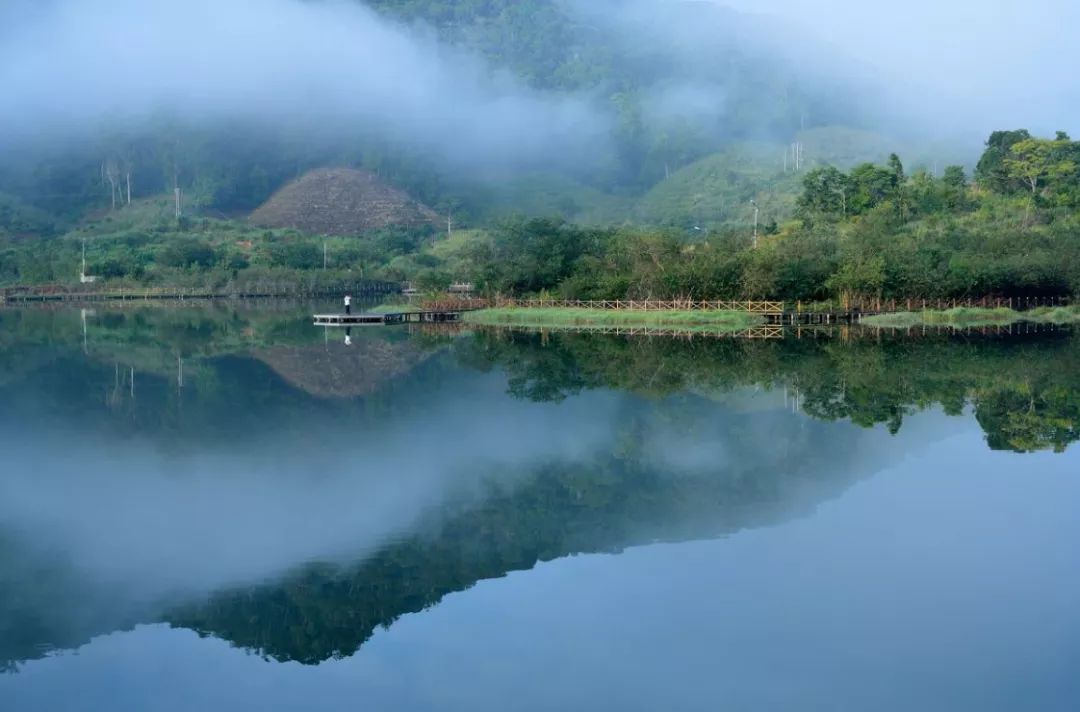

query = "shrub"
[157,238,216,269]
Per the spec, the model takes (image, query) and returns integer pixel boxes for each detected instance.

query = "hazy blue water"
[1,305,1078,711]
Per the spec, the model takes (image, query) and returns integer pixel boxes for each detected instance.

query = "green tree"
[848,163,898,215]
[1002,137,1078,196]
[158,238,215,269]
[797,167,853,221]
[976,129,1032,192]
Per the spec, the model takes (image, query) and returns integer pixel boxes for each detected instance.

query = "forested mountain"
[3,0,1075,303]
[0,0,877,229]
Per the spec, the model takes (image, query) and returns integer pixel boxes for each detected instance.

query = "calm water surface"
[1,304,1078,711]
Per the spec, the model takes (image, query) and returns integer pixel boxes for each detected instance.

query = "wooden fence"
[424,295,1070,316]
[422,297,786,314]
[823,295,1070,314]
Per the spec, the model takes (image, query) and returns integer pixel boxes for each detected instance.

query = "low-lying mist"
[0,0,610,171]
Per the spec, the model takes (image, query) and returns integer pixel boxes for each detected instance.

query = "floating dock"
[313,310,464,326]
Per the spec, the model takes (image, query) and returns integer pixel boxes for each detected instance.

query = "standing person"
[344,294,352,315]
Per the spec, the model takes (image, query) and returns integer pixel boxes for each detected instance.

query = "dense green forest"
[449,131,1080,301]
[2,130,1077,303]
[0,2,1076,302]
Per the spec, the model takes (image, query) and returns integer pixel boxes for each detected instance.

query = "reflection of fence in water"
[411,321,1071,343]
[437,323,786,340]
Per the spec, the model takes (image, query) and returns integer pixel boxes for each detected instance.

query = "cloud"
[694,0,1080,137]
[0,0,610,168]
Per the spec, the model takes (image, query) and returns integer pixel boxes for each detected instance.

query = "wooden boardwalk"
[2,281,399,304]
[314,310,464,326]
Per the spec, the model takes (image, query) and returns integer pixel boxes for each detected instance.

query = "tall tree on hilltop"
[1003,137,1077,197]
[975,129,1032,192]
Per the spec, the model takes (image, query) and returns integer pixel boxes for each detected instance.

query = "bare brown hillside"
[249,168,439,235]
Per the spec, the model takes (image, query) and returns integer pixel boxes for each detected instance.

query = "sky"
[710,0,1080,136]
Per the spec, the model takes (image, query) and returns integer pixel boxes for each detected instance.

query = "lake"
[1,303,1078,711]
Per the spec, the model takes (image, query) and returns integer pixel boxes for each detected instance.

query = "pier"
[314,310,466,326]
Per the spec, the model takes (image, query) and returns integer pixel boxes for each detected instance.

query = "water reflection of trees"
[2,305,1078,452]
[456,329,1080,453]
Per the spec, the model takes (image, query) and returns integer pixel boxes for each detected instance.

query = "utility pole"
[789,141,805,172]
[323,241,328,270]
[174,187,182,219]
[750,199,759,249]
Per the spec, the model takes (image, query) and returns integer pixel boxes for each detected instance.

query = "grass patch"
[1025,306,1080,324]
[862,306,1080,328]
[367,303,421,314]
[462,307,764,330]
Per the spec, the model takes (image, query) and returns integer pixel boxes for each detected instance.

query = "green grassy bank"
[462,307,765,331]
[861,306,1080,328]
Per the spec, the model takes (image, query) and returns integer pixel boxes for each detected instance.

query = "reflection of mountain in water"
[253,334,435,398]
[2,395,893,670]
[169,406,886,665]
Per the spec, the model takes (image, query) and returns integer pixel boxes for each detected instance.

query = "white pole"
[750,200,759,249]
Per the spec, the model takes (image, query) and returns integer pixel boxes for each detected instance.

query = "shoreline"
[861,306,1080,328]
[461,306,765,331]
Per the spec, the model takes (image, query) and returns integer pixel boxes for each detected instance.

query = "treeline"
[446,130,1080,301]
[4,129,1078,301]
[0,198,435,288]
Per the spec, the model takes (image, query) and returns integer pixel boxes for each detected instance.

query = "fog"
[707,0,1080,137]
[2,0,1076,181]
[0,0,609,169]
[0,0,1077,208]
